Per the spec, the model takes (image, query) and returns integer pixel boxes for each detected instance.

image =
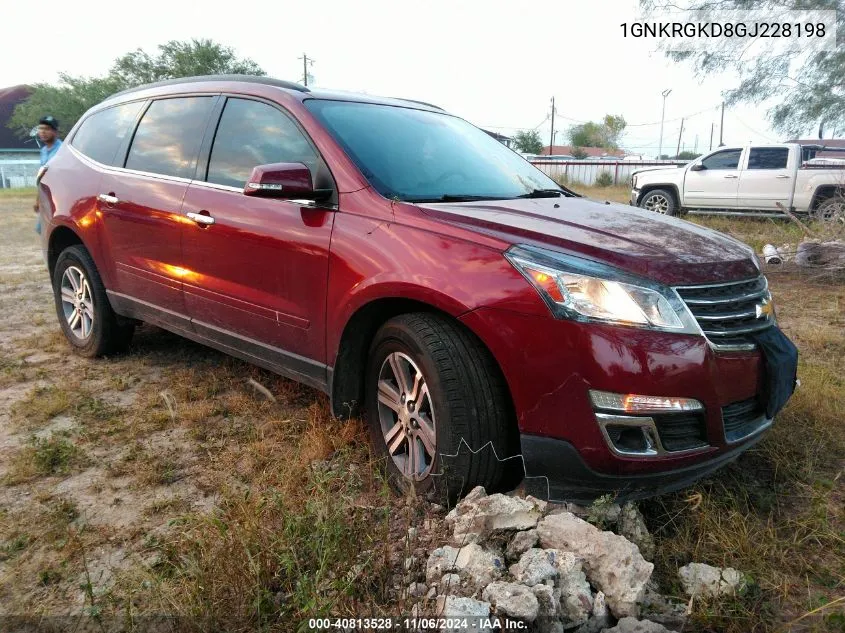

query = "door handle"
[776,174,791,179]
[723,175,738,179]
[186,211,215,226]
[97,193,120,205]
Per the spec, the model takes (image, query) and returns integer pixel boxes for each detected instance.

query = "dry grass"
[0,191,842,630]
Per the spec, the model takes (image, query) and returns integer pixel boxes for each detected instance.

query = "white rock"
[600,616,672,632]
[537,512,653,618]
[510,548,558,586]
[482,581,540,622]
[449,489,545,543]
[453,542,505,589]
[426,546,460,585]
[407,582,428,598]
[532,583,558,616]
[550,549,593,625]
[439,573,462,593]
[506,528,539,561]
[617,503,655,561]
[678,562,745,598]
[436,595,491,631]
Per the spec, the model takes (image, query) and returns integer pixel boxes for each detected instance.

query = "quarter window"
[206,98,318,188]
[701,149,742,170]
[71,101,145,166]
[125,97,214,178]
[747,147,789,170]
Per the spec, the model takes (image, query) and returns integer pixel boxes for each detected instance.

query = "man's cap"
[38,115,59,130]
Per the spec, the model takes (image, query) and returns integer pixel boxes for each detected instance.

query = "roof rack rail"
[108,75,309,99]
[396,98,444,111]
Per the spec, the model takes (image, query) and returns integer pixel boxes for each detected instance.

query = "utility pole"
[675,118,684,158]
[658,88,672,159]
[299,53,314,87]
[549,97,555,156]
[694,134,698,154]
[709,123,714,150]
[719,102,725,146]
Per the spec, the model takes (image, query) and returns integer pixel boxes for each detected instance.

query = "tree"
[8,39,265,138]
[512,130,543,154]
[567,115,627,149]
[571,147,589,159]
[641,0,845,136]
[676,150,702,159]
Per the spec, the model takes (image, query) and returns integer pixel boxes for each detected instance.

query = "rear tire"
[365,313,514,503]
[52,245,134,358]
[639,188,678,216]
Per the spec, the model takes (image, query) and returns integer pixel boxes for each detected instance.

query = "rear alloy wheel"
[814,197,845,222]
[640,189,677,216]
[53,245,134,357]
[365,313,516,503]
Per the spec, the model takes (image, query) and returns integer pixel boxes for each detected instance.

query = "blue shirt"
[40,139,62,166]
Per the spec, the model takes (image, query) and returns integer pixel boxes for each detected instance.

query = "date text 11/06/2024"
[307,617,529,630]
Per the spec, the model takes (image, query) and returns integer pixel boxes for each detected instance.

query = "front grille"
[653,412,708,452]
[674,276,774,350]
[722,397,767,442]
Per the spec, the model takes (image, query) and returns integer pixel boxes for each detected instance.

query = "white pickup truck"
[630,144,845,219]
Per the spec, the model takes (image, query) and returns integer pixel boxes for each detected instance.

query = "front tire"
[365,313,514,503]
[52,245,134,357]
[639,188,678,216]
[813,196,845,222]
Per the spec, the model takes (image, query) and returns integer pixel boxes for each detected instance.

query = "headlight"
[505,245,699,334]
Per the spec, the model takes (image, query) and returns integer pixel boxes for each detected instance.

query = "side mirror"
[689,163,705,171]
[243,162,332,201]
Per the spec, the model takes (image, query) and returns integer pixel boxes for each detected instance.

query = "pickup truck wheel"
[814,197,845,222]
[52,245,134,358]
[365,313,513,503]
[640,189,678,216]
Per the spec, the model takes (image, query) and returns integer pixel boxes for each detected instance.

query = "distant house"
[483,129,513,148]
[0,85,40,189]
[540,145,624,159]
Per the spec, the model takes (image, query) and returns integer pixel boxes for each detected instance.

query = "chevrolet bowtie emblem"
[755,298,774,319]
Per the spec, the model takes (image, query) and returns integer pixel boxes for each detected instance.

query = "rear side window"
[125,97,214,178]
[71,101,145,166]
[747,147,789,170]
[701,149,742,170]
[206,98,318,188]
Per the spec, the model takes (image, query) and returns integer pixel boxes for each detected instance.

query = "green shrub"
[594,171,614,188]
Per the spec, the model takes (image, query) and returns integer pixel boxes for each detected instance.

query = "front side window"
[701,149,742,170]
[206,98,318,188]
[747,147,789,170]
[72,101,145,166]
[125,97,214,178]
[304,99,559,202]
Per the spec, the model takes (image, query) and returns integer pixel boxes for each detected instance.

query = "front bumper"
[459,307,768,489]
[520,431,767,503]
[630,188,640,206]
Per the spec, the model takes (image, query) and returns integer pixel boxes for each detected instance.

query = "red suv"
[37,75,797,502]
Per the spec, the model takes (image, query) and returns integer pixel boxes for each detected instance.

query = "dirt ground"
[1,192,842,631]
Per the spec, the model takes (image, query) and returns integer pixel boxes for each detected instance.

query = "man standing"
[34,115,62,234]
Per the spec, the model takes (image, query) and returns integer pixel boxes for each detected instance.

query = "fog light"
[590,390,703,414]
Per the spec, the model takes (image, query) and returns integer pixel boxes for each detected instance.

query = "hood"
[416,196,758,285]
[630,165,684,178]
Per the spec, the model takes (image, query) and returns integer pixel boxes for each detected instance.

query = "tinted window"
[747,147,789,170]
[125,97,214,178]
[72,101,144,166]
[207,98,318,187]
[701,149,742,170]
[305,100,558,201]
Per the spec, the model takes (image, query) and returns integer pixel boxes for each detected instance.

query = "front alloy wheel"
[377,352,437,481]
[643,193,670,214]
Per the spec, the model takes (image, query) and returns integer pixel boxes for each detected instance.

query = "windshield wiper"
[408,194,506,203]
[516,189,565,199]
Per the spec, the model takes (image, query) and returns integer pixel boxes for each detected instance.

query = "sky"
[0,0,816,156]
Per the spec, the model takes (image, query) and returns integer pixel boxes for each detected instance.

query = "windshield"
[304,99,561,202]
